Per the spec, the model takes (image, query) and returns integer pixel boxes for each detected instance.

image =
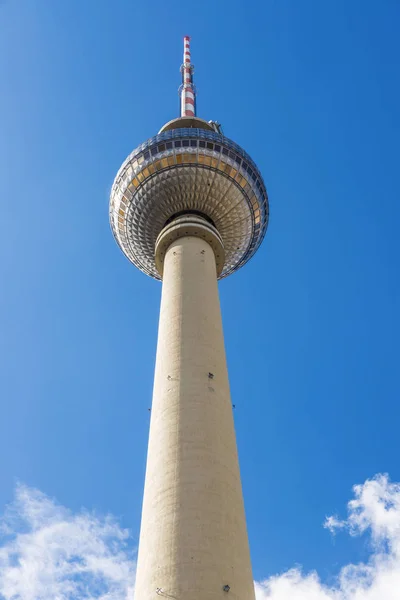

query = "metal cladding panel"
[110,128,269,280]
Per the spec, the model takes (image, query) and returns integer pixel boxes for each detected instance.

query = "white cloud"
[1,474,400,599]
[0,483,135,600]
[255,474,400,600]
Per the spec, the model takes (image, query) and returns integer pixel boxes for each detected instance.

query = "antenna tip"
[184,35,190,41]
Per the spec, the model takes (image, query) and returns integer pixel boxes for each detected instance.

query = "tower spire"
[180,35,196,117]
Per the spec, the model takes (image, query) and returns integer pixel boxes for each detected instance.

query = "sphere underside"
[110,128,269,279]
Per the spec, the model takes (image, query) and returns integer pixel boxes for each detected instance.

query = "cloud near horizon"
[255,474,400,600]
[0,475,399,599]
[0,484,135,600]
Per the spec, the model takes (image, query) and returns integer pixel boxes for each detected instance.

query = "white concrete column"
[134,218,255,600]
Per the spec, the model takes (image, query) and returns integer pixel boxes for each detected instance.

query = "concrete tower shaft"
[134,216,255,600]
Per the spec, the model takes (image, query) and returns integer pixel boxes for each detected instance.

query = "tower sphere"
[110,117,269,280]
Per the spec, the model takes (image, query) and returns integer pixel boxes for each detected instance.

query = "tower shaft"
[134,229,255,600]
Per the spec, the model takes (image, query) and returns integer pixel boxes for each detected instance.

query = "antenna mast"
[180,36,196,117]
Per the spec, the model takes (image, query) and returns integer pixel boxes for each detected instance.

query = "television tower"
[110,36,269,600]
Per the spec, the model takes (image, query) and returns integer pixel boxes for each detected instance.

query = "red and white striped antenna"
[180,36,196,117]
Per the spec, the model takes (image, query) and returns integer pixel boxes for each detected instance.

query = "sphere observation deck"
[110,120,269,280]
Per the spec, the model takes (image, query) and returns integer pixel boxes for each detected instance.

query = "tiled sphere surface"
[109,128,269,280]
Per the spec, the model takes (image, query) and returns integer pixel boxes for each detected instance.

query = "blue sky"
[1,1,400,598]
